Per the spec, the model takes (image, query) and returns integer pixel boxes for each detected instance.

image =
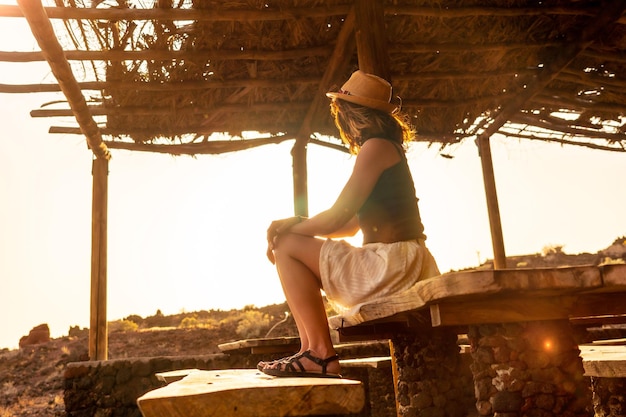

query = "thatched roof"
[2,0,626,155]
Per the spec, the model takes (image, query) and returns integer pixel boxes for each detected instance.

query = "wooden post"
[292,137,308,217]
[290,6,356,218]
[354,0,389,80]
[90,157,109,360]
[476,134,506,269]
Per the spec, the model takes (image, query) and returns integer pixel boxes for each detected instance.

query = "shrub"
[236,311,270,339]
[542,244,563,256]
[179,316,198,328]
[108,319,139,333]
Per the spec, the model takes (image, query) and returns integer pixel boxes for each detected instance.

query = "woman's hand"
[266,216,303,263]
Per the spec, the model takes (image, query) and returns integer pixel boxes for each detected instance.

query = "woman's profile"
[259,70,440,378]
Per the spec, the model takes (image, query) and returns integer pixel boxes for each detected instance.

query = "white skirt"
[319,238,440,317]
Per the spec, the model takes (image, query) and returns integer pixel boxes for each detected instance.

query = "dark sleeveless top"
[357,140,426,244]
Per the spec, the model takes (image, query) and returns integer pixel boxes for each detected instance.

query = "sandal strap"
[301,350,339,374]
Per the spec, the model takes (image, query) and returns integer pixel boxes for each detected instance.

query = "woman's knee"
[274,233,304,258]
[274,233,323,273]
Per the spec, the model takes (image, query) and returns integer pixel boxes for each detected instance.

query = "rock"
[19,323,50,348]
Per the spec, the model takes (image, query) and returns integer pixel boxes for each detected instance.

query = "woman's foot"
[260,349,341,378]
[256,352,303,371]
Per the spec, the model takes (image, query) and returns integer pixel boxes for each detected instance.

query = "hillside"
[0,238,624,417]
[0,302,297,417]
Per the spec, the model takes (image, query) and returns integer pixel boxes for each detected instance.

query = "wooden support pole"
[90,158,109,360]
[291,7,356,217]
[476,135,506,269]
[292,140,308,218]
[354,0,390,80]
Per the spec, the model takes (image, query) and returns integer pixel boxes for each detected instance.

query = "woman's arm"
[284,138,402,237]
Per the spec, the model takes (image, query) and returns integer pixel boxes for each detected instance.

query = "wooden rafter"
[16,0,110,160]
[0,46,332,63]
[0,4,351,20]
[0,4,611,21]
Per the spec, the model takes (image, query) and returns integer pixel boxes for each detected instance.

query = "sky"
[1,13,625,350]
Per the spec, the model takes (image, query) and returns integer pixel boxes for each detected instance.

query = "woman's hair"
[330,99,414,154]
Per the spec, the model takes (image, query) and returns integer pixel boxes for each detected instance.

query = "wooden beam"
[0,4,600,21]
[429,295,579,327]
[48,123,302,137]
[509,114,626,142]
[0,77,320,93]
[0,40,566,63]
[354,0,390,80]
[388,40,565,54]
[291,6,357,217]
[16,0,110,160]
[50,134,294,155]
[30,102,311,118]
[499,130,626,152]
[0,4,351,21]
[0,46,331,63]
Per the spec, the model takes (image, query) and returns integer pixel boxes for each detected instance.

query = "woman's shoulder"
[362,137,402,149]
[358,137,404,168]
[361,137,404,157]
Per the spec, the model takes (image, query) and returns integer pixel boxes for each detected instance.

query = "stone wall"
[64,342,394,417]
[468,320,592,417]
[64,354,232,417]
[590,377,626,417]
[390,328,476,417]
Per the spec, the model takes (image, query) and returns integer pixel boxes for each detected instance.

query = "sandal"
[260,350,341,378]
[256,353,299,371]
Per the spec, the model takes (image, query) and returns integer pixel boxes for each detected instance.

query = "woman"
[259,70,439,378]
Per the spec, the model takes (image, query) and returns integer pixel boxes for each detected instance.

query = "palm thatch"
[2,0,626,154]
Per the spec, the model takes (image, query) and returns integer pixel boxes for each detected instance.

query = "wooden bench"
[328,263,626,417]
[137,369,365,417]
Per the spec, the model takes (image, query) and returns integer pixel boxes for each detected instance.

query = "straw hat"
[326,70,398,113]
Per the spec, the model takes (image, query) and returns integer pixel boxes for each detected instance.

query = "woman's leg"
[267,233,339,374]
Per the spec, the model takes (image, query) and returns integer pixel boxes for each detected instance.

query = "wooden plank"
[601,263,626,289]
[429,295,579,327]
[340,357,392,369]
[156,369,198,384]
[137,369,365,417]
[336,320,413,342]
[421,266,602,300]
[581,345,626,377]
[570,293,626,321]
[218,337,301,354]
[331,265,602,329]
